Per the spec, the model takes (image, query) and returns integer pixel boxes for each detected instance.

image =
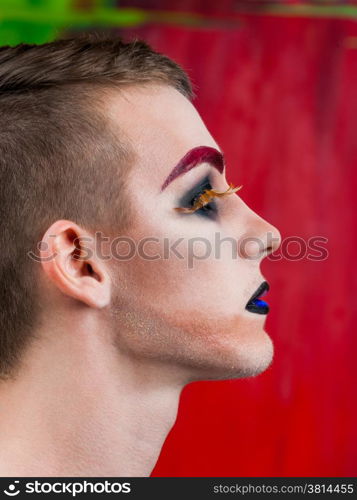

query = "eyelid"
[174,183,242,213]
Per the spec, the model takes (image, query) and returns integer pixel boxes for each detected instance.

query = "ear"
[40,220,111,308]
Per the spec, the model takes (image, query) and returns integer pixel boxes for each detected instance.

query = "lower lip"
[245,299,269,315]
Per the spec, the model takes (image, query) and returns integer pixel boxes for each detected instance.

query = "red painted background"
[118,4,357,476]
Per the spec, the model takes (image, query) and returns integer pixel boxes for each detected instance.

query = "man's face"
[105,85,281,382]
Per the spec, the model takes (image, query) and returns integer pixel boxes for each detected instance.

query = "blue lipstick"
[245,281,270,315]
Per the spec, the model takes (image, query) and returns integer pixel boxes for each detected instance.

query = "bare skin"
[0,84,281,476]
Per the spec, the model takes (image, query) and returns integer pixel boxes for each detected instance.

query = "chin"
[218,330,274,381]
[175,312,275,383]
[110,298,274,383]
[187,333,274,382]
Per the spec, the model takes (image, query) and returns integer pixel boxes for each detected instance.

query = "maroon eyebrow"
[160,145,225,191]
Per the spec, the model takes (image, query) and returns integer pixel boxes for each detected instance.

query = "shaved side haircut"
[0,34,193,379]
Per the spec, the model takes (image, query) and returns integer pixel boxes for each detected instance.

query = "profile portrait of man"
[0,35,280,476]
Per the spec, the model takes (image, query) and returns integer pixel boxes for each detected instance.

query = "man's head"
[0,34,280,383]
[0,34,192,379]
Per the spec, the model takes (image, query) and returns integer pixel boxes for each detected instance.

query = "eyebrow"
[160,145,225,191]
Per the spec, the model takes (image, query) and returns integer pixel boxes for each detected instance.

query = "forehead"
[105,84,220,188]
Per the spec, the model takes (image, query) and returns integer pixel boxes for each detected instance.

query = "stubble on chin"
[109,296,274,382]
[162,310,275,381]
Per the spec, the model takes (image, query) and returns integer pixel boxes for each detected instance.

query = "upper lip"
[245,281,270,306]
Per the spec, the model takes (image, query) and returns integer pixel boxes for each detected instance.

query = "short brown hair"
[0,33,193,380]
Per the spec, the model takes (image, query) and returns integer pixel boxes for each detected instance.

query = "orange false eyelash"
[174,182,243,213]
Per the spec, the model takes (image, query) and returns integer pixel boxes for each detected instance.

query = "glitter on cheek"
[109,289,273,382]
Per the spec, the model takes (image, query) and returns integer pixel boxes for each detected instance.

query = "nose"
[237,203,281,261]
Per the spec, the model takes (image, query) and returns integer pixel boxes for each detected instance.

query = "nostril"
[266,226,282,253]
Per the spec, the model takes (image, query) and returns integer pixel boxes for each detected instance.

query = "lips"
[245,281,270,315]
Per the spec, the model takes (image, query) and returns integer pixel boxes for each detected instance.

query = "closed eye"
[189,186,218,215]
[174,180,242,218]
[175,181,218,218]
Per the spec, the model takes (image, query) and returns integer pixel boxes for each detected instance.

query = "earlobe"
[40,220,111,309]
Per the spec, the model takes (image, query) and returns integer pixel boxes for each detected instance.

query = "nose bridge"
[237,200,281,259]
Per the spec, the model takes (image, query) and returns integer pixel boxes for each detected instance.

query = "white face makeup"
[105,84,281,382]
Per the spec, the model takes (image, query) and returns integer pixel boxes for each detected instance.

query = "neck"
[0,318,185,476]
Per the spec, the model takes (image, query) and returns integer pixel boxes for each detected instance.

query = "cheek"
[115,227,253,317]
